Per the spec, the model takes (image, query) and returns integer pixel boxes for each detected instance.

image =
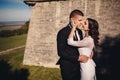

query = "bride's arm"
[68,32,89,47]
[68,26,76,40]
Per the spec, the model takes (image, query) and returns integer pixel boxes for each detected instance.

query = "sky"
[0,0,31,22]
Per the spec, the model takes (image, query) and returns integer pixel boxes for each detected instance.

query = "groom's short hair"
[69,9,84,18]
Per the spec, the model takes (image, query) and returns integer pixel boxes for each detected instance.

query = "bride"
[67,18,99,80]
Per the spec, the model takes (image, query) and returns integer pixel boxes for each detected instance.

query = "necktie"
[74,30,78,40]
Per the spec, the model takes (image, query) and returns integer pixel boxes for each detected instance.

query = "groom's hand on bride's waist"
[78,55,89,63]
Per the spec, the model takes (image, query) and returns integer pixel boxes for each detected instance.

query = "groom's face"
[71,14,83,28]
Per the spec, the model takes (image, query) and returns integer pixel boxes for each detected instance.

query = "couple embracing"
[56,9,99,80]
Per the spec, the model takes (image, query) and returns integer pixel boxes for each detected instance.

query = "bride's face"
[80,20,89,31]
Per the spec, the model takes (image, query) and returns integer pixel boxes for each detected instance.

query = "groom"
[56,9,89,80]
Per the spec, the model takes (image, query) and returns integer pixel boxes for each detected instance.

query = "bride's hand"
[71,20,77,29]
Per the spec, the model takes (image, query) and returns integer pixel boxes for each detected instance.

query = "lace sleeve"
[67,37,93,47]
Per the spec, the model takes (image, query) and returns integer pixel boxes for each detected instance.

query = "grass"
[0,48,61,80]
[0,34,27,51]
[0,34,62,80]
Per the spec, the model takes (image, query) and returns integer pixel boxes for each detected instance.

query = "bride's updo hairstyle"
[87,18,99,47]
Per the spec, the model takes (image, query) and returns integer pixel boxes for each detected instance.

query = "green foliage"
[0,21,29,37]
[0,30,15,37]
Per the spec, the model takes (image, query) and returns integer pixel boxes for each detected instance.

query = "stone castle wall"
[23,0,120,68]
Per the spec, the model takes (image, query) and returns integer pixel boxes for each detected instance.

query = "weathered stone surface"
[23,0,120,68]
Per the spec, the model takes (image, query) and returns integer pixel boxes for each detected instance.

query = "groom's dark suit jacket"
[56,23,83,80]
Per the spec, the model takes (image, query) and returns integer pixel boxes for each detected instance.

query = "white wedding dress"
[68,36,96,80]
